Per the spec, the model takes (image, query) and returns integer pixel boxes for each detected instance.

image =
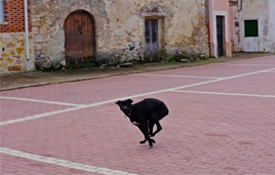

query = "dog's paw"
[139,139,147,144]
[148,139,156,148]
[150,139,156,144]
[148,142,155,148]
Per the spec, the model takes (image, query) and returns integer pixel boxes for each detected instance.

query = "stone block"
[119,62,133,67]
[1,52,9,57]
[8,65,22,71]
[16,47,25,54]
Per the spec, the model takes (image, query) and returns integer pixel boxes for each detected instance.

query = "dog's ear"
[115,100,121,105]
[127,99,133,104]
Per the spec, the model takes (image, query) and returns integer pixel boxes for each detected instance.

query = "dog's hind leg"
[148,121,155,137]
[139,138,147,144]
[150,104,168,137]
[151,121,162,137]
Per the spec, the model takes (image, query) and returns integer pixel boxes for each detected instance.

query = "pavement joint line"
[0,105,87,126]
[135,73,221,79]
[171,90,275,98]
[1,66,274,126]
[262,68,275,72]
[0,96,86,107]
[0,147,139,175]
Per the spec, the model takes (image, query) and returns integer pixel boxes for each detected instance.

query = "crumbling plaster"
[233,0,274,52]
[269,0,275,52]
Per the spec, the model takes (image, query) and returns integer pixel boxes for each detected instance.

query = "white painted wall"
[233,0,275,52]
[243,37,259,52]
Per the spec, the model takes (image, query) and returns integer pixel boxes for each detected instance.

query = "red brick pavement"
[1,154,98,175]
[0,99,72,121]
[182,67,275,96]
[1,55,275,175]
[0,74,204,105]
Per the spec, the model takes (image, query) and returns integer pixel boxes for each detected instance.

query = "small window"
[244,20,258,37]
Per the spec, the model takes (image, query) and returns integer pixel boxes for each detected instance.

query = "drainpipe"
[211,0,218,58]
[24,0,30,60]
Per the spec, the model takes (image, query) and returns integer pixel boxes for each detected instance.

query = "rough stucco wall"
[31,0,209,66]
[232,6,242,52]
[229,6,234,52]
[269,0,275,52]
[233,0,271,52]
[165,0,208,54]
[105,0,209,61]
[101,0,143,62]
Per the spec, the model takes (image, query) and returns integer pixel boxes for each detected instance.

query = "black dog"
[115,98,169,147]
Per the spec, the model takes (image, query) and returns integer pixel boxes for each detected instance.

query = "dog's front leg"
[139,138,147,144]
[137,125,147,144]
[139,124,155,147]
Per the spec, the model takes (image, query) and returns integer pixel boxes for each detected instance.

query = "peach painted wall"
[208,0,233,57]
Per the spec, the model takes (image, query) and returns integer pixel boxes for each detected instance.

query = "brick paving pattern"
[1,55,275,175]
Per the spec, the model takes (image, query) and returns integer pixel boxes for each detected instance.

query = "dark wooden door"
[216,16,224,56]
[145,19,159,61]
[64,11,95,67]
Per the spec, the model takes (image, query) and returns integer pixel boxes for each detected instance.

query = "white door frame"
[212,11,229,57]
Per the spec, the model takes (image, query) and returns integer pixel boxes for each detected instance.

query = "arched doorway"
[64,11,95,67]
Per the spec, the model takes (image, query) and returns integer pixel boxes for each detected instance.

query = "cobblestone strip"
[0,147,139,175]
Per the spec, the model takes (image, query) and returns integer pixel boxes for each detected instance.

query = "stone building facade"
[0,0,34,73]
[31,0,209,68]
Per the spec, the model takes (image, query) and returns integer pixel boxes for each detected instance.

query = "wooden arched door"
[64,11,95,67]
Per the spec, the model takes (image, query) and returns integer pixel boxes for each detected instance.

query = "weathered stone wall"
[31,0,209,67]
[0,32,35,73]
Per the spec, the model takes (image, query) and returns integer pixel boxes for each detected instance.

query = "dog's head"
[115,99,133,116]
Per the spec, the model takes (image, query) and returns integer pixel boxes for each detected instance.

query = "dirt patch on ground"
[0,53,273,91]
